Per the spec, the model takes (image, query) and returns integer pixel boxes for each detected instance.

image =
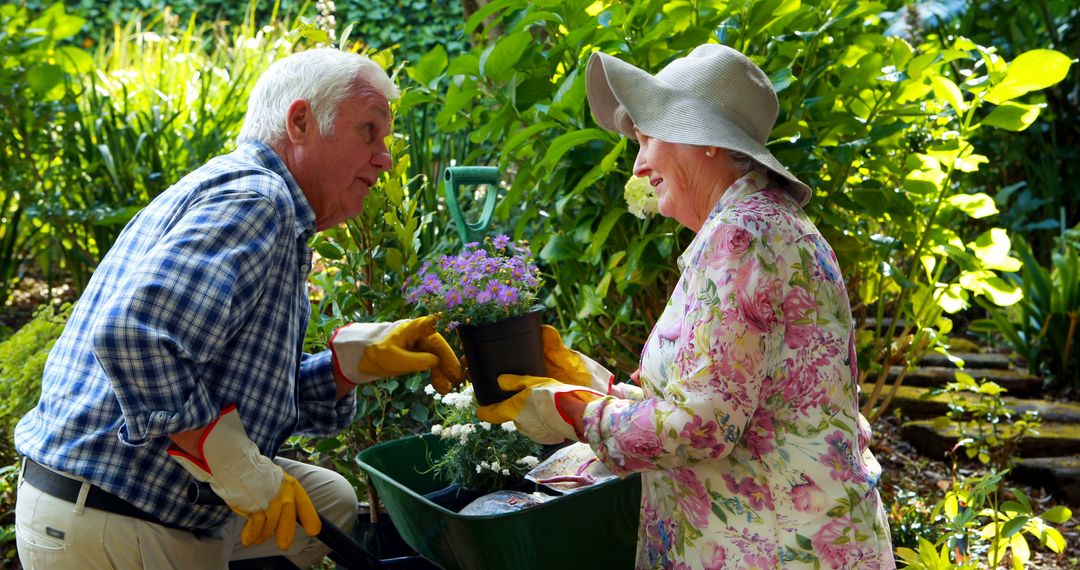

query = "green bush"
[0,302,71,464]
[972,226,1080,391]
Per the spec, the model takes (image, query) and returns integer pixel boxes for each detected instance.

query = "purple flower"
[492,234,511,250]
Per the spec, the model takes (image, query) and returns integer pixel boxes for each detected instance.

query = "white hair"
[238,48,400,145]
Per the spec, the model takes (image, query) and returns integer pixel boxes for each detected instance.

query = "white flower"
[515,455,540,468]
[490,461,501,472]
[624,175,658,219]
[476,464,483,473]
[502,469,510,476]
[479,421,491,430]
[423,384,436,395]
[500,422,517,432]
[431,424,443,436]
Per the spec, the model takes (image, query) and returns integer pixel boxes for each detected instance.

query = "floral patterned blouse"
[583,170,895,569]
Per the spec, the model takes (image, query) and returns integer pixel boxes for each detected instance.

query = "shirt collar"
[677,168,772,272]
[237,140,317,239]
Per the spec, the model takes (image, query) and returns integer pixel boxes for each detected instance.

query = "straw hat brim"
[586,51,812,207]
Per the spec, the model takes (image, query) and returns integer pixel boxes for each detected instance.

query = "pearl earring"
[705,149,715,157]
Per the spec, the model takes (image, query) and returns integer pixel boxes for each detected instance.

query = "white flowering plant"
[424,383,543,492]
[624,175,658,219]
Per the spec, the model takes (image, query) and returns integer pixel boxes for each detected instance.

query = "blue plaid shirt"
[15,141,356,530]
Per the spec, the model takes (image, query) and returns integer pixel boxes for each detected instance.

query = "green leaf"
[1041,505,1072,524]
[979,276,1023,306]
[25,63,64,99]
[969,228,1021,272]
[769,67,797,93]
[947,193,998,219]
[409,44,448,87]
[931,75,966,113]
[539,129,607,172]
[505,121,559,154]
[986,49,1073,104]
[587,209,625,258]
[55,46,92,74]
[314,241,345,260]
[904,168,946,195]
[480,31,531,82]
[981,102,1041,132]
[28,4,86,40]
[1044,527,1066,553]
[539,234,578,262]
[385,247,403,273]
[315,437,341,452]
[446,53,480,76]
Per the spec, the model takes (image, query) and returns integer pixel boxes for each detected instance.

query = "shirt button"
[300,264,310,273]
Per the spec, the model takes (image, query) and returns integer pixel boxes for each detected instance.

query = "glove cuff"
[168,405,282,512]
[331,322,402,384]
[553,389,603,441]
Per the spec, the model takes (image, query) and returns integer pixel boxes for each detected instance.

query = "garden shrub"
[0,302,71,465]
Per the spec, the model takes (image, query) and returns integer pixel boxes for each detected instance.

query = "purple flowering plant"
[406,235,543,329]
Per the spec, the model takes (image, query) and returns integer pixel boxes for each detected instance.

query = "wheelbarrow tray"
[355,434,641,570]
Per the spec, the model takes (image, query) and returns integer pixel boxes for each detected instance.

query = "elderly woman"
[479,44,894,569]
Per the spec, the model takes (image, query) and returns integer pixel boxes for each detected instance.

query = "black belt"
[22,457,200,533]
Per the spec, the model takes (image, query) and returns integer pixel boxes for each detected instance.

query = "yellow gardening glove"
[331,315,463,393]
[539,325,614,393]
[237,473,322,550]
[168,407,321,551]
[476,374,604,445]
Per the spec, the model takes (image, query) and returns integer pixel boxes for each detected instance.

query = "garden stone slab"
[917,352,1011,370]
[863,384,1080,422]
[901,420,1080,460]
[886,366,1041,397]
[1009,456,1080,507]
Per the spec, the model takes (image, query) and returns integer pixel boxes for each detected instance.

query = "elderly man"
[14,48,461,569]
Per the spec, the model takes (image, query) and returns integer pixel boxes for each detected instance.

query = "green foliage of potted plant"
[406,235,546,405]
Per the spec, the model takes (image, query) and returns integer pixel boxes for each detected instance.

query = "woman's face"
[631,130,736,231]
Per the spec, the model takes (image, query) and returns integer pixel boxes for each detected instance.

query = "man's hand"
[331,315,463,393]
[168,407,321,550]
[477,374,603,445]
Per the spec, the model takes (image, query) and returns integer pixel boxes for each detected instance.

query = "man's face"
[295,87,393,231]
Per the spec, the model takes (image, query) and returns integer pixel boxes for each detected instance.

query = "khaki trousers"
[15,457,358,569]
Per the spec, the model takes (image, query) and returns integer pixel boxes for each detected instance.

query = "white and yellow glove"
[168,406,321,550]
[331,315,463,394]
[477,374,604,445]
[539,325,644,400]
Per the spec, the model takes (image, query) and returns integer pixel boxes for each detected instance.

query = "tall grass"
[1,1,304,305]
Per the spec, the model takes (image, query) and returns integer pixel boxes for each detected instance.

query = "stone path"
[870,352,1080,506]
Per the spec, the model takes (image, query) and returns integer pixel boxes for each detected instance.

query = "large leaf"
[409,44,448,87]
[968,228,1021,272]
[479,31,532,82]
[931,75,966,113]
[946,193,998,219]
[985,49,1073,104]
[539,129,608,172]
[980,102,1041,132]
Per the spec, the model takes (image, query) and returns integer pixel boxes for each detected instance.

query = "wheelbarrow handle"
[188,482,380,570]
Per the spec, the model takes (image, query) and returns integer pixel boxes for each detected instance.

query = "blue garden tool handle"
[189,481,380,570]
[443,166,500,243]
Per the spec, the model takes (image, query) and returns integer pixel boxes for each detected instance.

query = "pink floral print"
[583,170,894,569]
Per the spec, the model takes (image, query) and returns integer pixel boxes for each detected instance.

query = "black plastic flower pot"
[456,310,546,406]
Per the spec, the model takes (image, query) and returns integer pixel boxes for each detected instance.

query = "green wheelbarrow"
[355,434,642,570]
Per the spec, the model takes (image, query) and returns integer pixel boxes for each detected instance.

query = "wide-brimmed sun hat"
[586,43,811,206]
